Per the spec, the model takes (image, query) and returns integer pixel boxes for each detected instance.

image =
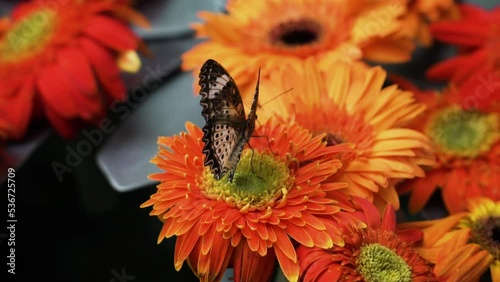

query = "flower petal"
[83,15,138,51]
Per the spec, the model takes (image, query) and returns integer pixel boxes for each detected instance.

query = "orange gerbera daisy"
[141,120,360,282]
[297,197,435,281]
[397,85,500,214]
[0,0,148,139]
[260,58,434,211]
[426,4,500,112]
[182,0,414,98]
[401,197,500,281]
[396,0,459,46]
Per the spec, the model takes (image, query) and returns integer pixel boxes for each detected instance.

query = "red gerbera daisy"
[0,0,149,139]
[426,4,500,112]
[396,83,500,214]
[297,198,435,281]
[141,120,360,282]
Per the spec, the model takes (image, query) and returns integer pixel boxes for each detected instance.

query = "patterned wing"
[199,59,247,180]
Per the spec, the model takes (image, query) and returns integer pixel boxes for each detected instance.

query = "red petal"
[233,243,276,282]
[285,223,315,247]
[40,62,102,120]
[380,204,396,232]
[79,37,126,100]
[83,16,138,51]
[431,21,489,47]
[460,4,490,21]
[442,168,467,213]
[37,65,79,118]
[405,171,442,214]
[11,3,39,21]
[174,231,200,270]
[4,78,34,140]
[450,49,487,84]
[205,235,233,281]
[57,47,97,96]
[352,197,381,228]
[272,227,296,262]
[426,56,467,82]
[44,108,79,139]
[274,245,300,282]
[397,228,423,243]
[458,68,500,111]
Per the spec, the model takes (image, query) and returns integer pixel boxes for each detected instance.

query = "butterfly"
[199,59,260,182]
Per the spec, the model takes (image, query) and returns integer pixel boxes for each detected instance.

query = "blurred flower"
[401,197,500,281]
[426,4,500,112]
[397,85,500,214]
[396,0,459,46]
[297,198,435,281]
[0,0,149,139]
[261,58,434,211]
[182,0,414,98]
[141,120,360,282]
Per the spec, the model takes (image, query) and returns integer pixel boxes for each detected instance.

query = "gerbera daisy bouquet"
[139,0,500,281]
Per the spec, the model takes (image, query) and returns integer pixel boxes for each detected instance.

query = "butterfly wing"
[199,59,247,180]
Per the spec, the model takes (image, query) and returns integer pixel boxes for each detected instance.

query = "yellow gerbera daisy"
[182,0,414,99]
[400,197,500,281]
[142,119,360,282]
[259,58,435,211]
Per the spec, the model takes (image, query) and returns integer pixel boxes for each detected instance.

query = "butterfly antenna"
[250,134,276,157]
[258,88,293,109]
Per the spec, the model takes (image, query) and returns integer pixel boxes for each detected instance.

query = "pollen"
[202,149,293,211]
[0,9,56,63]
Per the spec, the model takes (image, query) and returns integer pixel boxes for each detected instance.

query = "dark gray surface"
[96,70,204,192]
[132,0,224,39]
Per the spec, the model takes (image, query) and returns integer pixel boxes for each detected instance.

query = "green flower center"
[202,149,293,211]
[468,216,500,261]
[357,243,412,282]
[0,9,56,63]
[428,106,499,158]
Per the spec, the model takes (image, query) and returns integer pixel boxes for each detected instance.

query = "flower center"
[0,9,56,63]
[469,216,500,260]
[357,243,412,282]
[269,18,322,47]
[427,106,500,158]
[202,150,292,211]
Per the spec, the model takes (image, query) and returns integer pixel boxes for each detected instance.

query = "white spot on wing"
[208,75,230,98]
